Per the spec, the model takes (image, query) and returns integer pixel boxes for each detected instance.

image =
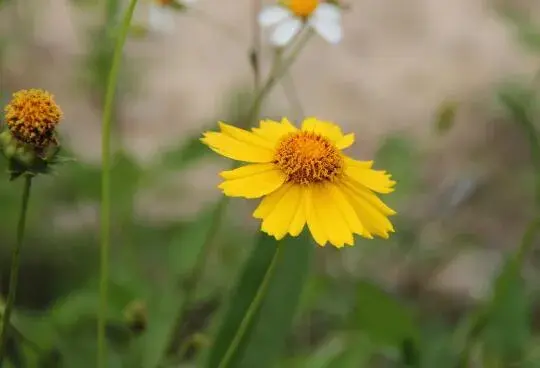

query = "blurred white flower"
[258,0,342,47]
[149,0,197,33]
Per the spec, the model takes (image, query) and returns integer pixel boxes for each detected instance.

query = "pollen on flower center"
[4,89,63,149]
[286,0,318,18]
[274,131,344,184]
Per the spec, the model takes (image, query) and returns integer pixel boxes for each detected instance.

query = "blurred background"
[2,0,540,366]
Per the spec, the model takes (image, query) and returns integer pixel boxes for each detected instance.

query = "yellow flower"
[201,118,396,248]
[3,89,63,149]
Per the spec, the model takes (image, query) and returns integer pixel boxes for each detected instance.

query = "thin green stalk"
[0,175,33,365]
[98,0,138,366]
[250,0,262,90]
[164,196,230,357]
[162,29,313,363]
[282,72,305,119]
[216,244,283,368]
[245,29,313,125]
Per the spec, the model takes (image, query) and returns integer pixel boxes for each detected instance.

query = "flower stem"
[250,0,263,91]
[0,175,33,365]
[216,244,282,368]
[98,0,138,366]
[245,29,313,127]
[162,29,313,364]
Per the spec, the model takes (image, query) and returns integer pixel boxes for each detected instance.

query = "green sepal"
[169,1,188,11]
[0,128,73,181]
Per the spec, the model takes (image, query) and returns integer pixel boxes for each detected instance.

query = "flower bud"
[123,300,148,334]
[1,89,68,180]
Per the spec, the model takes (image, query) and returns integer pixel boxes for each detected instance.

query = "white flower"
[148,0,197,33]
[258,1,342,47]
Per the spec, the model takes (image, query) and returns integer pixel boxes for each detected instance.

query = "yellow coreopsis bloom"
[201,118,396,248]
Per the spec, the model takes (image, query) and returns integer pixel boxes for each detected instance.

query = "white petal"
[310,18,342,44]
[258,5,291,27]
[270,18,302,47]
[311,3,341,22]
[149,5,175,33]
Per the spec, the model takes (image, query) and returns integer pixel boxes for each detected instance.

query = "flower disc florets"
[274,131,344,184]
[285,0,318,18]
[1,89,68,180]
[4,89,63,150]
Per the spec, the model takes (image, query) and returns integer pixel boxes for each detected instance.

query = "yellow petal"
[288,188,307,236]
[345,163,396,194]
[252,118,297,143]
[344,177,396,216]
[341,179,395,238]
[327,182,365,237]
[260,184,303,240]
[313,184,354,248]
[345,157,373,169]
[201,131,274,163]
[220,163,277,180]
[219,121,275,149]
[305,185,328,247]
[336,133,355,149]
[301,117,345,142]
[219,168,286,198]
[253,183,292,219]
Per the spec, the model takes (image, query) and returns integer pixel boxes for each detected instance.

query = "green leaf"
[326,334,373,368]
[352,280,419,351]
[481,250,531,363]
[131,204,221,368]
[137,291,183,368]
[168,205,218,279]
[204,231,314,368]
[500,10,540,53]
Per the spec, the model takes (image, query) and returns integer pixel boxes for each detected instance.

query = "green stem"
[281,72,305,119]
[250,0,262,91]
[0,175,32,365]
[217,244,282,368]
[244,29,313,127]
[98,0,138,366]
[162,29,313,363]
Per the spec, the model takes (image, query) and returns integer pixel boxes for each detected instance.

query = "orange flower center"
[274,131,344,184]
[4,89,63,148]
[286,0,319,18]
[155,0,173,6]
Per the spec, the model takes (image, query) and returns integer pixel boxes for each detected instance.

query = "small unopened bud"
[123,300,148,334]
